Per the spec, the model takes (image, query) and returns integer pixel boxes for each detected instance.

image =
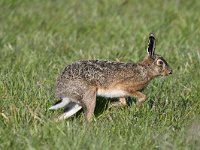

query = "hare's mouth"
[161,72,171,76]
[162,69,172,76]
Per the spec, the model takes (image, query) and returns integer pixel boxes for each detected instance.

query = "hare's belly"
[97,88,127,98]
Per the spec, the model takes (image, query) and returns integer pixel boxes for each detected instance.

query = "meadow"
[0,0,200,149]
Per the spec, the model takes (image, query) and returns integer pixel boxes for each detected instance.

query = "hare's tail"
[49,97,70,110]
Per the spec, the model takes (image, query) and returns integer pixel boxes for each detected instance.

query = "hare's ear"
[147,33,156,57]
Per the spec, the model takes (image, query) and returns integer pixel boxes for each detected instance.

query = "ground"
[0,0,200,149]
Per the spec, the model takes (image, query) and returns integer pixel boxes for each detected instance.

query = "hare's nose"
[169,69,172,74]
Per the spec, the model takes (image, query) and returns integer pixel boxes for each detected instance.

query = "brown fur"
[51,33,172,122]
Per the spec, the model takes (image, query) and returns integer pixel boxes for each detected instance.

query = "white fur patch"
[49,97,70,110]
[97,88,127,98]
[57,104,82,121]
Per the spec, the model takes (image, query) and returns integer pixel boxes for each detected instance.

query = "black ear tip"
[149,33,155,39]
[147,33,156,56]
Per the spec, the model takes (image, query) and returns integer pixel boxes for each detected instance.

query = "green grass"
[0,0,200,149]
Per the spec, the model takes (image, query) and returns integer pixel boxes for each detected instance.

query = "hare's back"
[58,60,135,83]
[59,60,135,85]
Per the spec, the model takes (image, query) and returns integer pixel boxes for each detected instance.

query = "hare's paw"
[55,103,82,121]
[109,97,127,108]
[136,93,146,107]
[49,97,71,110]
[127,91,146,107]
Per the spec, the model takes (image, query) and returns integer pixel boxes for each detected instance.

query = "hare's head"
[142,33,172,77]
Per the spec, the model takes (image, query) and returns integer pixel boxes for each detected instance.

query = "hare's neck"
[139,56,161,79]
[138,62,158,80]
[145,66,160,80]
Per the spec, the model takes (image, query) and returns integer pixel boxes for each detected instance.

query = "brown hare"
[49,33,172,122]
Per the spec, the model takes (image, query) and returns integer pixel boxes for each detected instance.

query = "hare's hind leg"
[109,97,127,108]
[82,88,97,122]
[56,103,82,121]
[49,97,70,110]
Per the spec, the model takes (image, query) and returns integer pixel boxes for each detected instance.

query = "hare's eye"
[157,60,163,66]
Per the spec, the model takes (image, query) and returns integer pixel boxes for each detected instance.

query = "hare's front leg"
[82,88,97,122]
[109,97,127,108]
[128,91,146,107]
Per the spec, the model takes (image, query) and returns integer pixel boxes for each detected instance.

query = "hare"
[49,33,172,122]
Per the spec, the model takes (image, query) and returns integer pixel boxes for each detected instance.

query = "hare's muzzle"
[162,67,172,76]
[165,68,172,76]
[169,69,172,74]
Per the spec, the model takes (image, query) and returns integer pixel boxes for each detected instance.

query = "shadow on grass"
[73,97,137,119]
[49,96,157,122]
